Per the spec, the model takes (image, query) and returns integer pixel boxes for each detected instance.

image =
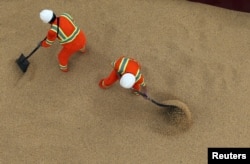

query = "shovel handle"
[25,37,46,60]
[132,89,177,108]
[25,43,41,60]
[133,89,150,100]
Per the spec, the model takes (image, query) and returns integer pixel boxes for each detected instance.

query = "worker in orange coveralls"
[39,9,87,72]
[99,56,147,95]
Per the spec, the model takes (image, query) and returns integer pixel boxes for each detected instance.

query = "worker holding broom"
[99,56,147,95]
[39,9,87,72]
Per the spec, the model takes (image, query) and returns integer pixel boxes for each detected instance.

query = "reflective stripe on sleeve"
[118,58,129,74]
[135,69,142,82]
[45,38,54,45]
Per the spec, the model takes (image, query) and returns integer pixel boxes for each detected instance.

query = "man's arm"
[41,29,57,47]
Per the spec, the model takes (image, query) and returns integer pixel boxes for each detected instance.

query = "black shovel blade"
[16,54,30,73]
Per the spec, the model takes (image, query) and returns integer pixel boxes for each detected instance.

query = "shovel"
[134,90,176,108]
[134,89,192,118]
[16,42,41,73]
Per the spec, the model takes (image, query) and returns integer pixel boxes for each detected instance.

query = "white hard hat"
[120,73,136,89]
[40,9,54,23]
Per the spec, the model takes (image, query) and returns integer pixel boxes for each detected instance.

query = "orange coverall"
[41,13,87,72]
[99,56,146,91]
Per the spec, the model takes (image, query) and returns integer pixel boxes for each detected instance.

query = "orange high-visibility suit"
[99,56,146,91]
[41,13,87,72]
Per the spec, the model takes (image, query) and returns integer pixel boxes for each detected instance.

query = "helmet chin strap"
[49,14,57,24]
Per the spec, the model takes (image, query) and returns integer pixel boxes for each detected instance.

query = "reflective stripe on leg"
[59,64,68,72]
